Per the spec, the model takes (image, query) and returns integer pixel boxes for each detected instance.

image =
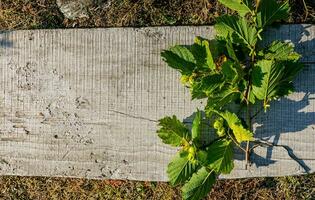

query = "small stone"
[56,0,93,20]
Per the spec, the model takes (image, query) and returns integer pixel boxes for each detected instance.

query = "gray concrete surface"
[0,25,314,181]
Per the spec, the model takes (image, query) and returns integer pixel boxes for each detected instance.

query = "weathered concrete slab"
[0,25,314,181]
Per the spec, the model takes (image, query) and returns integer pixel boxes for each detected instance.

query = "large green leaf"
[252,60,282,101]
[209,38,227,60]
[215,15,258,51]
[191,37,216,70]
[204,139,234,174]
[218,0,252,17]
[191,110,202,145]
[257,0,290,28]
[260,41,301,61]
[157,116,191,146]
[282,61,304,82]
[182,167,216,200]
[196,150,209,166]
[205,86,240,112]
[161,45,196,75]
[191,74,224,99]
[251,59,302,109]
[167,151,199,186]
[225,38,239,62]
[221,60,243,83]
[218,110,253,143]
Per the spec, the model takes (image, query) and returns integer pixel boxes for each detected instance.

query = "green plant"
[157,0,304,199]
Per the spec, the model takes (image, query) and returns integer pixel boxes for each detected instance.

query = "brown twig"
[245,104,251,169]
[302,0,309,21]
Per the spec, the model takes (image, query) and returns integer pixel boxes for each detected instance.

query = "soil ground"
[0,0,314,199]
[0,0,314,30]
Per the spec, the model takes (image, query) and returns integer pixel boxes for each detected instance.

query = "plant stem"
[245,103,252,169]
[245,33,256,169]
[255,0,260,14]
[245,62,253,169]
[227,130,246,152]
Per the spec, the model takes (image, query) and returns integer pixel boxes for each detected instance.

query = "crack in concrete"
[109,110,157,123]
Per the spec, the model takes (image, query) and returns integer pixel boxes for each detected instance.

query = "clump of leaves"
[157,0,304,199]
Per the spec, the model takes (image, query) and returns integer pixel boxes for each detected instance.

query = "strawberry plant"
[157,0,304,199]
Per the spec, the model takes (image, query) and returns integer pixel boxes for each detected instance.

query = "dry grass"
[0,0,63,29]
[0,176,180,200]
[0,0,314,30]
[0,175,314,199]
[209,175,315,200]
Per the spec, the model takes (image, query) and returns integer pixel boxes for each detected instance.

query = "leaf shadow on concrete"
[0,31,13,48]
[183,24,315,174]
[252,24,315,173]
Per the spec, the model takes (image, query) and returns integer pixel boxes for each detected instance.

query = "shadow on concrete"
[183,24,315,174]
[0,31,13,48]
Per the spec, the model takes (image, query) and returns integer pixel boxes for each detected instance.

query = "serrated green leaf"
[191,74,224,99]
[209,38,227,60]
[251,59,303,109]
[225,38,239,62]
[282,61,304,81]
[191,37,216,70]
[221,60,243,83]
[161,45,196,75]
[218,110,253,143]
[205,139,234,174]
[157,116,191,146]
[257,0,290,28]
[205,86,240,112]
[252,60,282,101]
[167,151,199,186]
[248,88,256,104]
[262,41,301,61]
[218,0,252,17]
[196,150,208,166]
[192,110,202,144]
[182,167,216,200]
[215,15,258,51]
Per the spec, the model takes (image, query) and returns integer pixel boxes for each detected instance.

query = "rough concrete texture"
[0,25,314,181]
